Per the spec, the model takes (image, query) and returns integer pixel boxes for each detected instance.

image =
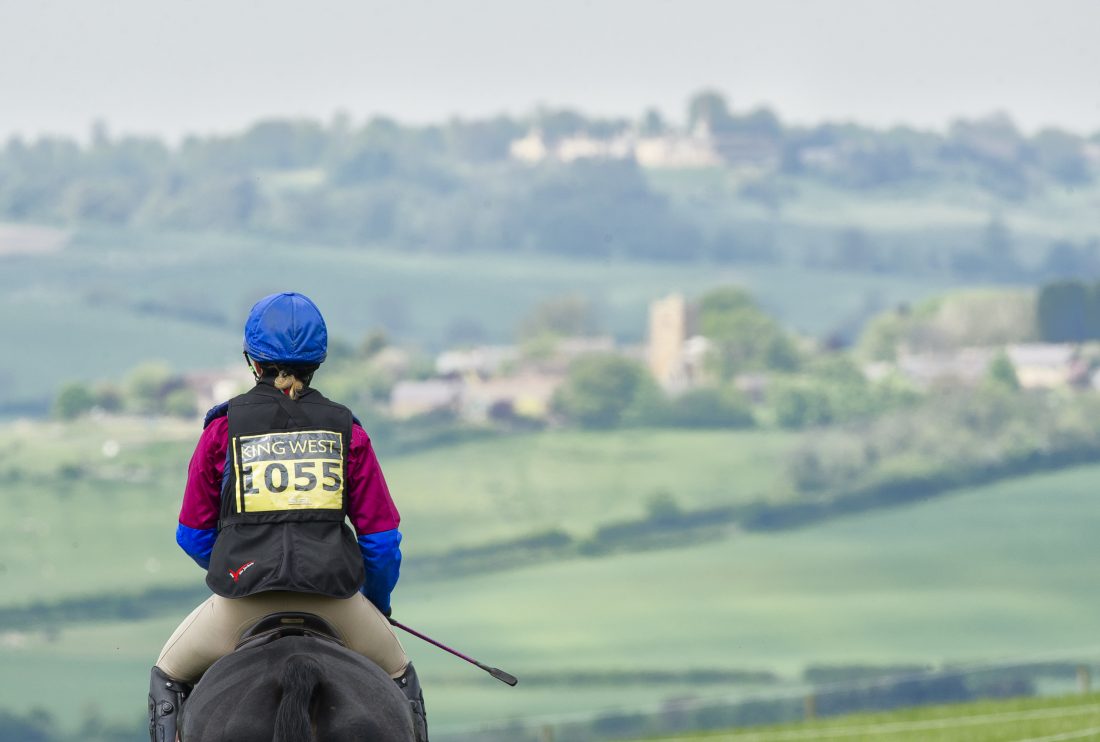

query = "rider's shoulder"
[202,401,230,429]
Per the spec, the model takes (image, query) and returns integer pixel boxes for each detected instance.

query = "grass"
[390,464,1100,677]
[0,417,197,607]
[648,169,1100,244]
[1,435,1098,734]
[0,226,969,411]
[631,692,1100,741]
[387,427,795,550]
[0,419,795,606]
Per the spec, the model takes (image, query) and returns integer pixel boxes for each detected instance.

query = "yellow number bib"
[233,430,344,512]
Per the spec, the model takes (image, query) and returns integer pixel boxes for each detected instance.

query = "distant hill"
[6,99,1100,413]
[0,227,968,414]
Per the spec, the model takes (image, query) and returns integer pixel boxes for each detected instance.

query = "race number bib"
[233,430,344,512]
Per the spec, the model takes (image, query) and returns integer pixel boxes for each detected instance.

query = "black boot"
[148,666,190,742]
[394,663,428,742]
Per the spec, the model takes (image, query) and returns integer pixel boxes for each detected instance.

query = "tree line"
[1037,279,1100,342]
[3,93,1099,280]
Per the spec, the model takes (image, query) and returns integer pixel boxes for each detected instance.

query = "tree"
[1031,128,1090,185]
[645,490,682,522]
[533,108,589,144]
[521,159,704,261]
[639,108,667,137]
[734,107,782,138]
[698,287,801,378]
[844,142,914,188]
[519,295,598,339]
[54,382,96,419]
[552,354,657,428]
[164,388,198,418]
[125,361,176,414]
[985,351,1020,390]
[770,381,833,429]
[1088,282,1100,340]
[94,383,124,413]
[981,215,1017,277]
[1042,240,1100,280]
[830,228,882,272]
[0,709,54,742]
[1037,280,1089,342]
[699,287,755,321]
[445,116,524,162]
[655,387,755,428]
[686,90,733,134]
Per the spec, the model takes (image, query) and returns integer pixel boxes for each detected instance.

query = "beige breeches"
[156,591,409,684]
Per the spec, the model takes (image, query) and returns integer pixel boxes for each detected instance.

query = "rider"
[148,291,428,742]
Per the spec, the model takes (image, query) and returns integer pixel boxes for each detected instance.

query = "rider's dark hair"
[258,363,319,401]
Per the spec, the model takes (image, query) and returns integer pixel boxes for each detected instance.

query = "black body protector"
[207,382,365,598]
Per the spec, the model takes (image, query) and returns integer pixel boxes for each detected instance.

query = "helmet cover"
[243,292,328,365]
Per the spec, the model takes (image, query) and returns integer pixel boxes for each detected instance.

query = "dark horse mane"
[180,636,415,742]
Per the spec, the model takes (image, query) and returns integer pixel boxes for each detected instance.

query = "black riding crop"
[388,618,519,686]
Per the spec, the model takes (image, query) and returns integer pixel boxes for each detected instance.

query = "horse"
[178,616,416,742]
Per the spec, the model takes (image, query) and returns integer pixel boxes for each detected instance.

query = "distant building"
[1006,343,1076,388]
[508,128,724,170]
[390,372,564,423]
[556,133,633,162]
[389,379,463,419]
[895,348,995,388]
[892,343,1078,389]
[183,368,252,414]
[733,372,770,403]
[712,133,781,171]
[648,294,689,387]
[634,134,721,169]
[509,130,549,163]
[370,347,413,377]
[554,335,616,359]
[647,293,708,391]
[435,345,519,377]
[460,373,563,422]
[524,336,617,374]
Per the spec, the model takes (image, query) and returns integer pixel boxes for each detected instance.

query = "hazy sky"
[3,0,1100,141]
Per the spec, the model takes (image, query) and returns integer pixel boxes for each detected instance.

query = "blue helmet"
[243,292,328,365]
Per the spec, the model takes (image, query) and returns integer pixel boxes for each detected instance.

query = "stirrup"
[394,663,428,742]
[148,666,190,742]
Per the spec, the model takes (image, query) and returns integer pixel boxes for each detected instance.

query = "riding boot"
[394,663,428,742]
[148,666,191,742]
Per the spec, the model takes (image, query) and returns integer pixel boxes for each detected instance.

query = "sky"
[3,0,1100,142]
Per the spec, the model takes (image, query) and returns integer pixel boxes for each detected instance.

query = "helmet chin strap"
[243,352,262,383]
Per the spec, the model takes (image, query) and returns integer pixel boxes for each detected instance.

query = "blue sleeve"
[357,529,402,614]
[176,523,217,569]
[203,401,229,428]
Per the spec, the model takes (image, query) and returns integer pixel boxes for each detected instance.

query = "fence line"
[1016,726,1100,742]
[644,703,1100,741]
[434,644,1100,739]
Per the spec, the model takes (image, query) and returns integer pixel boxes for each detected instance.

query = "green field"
[1,419,1098,736]
[648,169,1100,244]
[388,427,795,549]
[9,171,1100,413]
[0,419,795,605]
[0,226,970,411]
[633,693,1100,741]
